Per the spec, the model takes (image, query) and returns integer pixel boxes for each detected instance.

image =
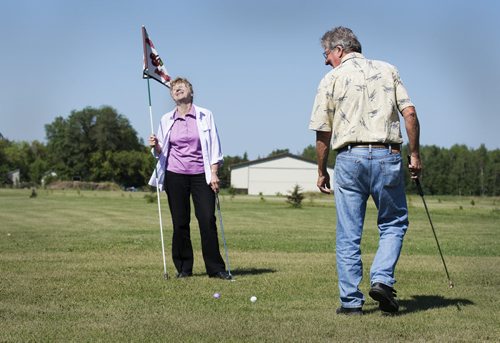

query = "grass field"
[0,188,499,342]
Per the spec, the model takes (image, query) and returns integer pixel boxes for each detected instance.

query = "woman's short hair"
[170,77,194,97]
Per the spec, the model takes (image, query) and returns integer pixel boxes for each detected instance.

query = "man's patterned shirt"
[309,52,414,150]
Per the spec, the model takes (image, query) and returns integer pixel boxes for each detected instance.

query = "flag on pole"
[142,26,171,88]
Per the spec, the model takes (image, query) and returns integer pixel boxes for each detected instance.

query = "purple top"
[166,106,205,175]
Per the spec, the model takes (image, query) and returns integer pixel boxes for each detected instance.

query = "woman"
[148,77,230,280]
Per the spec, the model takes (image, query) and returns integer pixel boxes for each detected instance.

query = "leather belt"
[340,143,401,152]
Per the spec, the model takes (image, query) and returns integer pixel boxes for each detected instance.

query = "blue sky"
[1,0,499,159]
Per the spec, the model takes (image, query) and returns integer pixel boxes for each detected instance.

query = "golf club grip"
[215,193,221,211]
[407,155,424,196]
[415,178,424,197]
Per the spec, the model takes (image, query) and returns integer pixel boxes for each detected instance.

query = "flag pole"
[147,75,169,280]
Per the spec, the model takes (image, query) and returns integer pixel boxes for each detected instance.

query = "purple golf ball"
[213,292,221,299]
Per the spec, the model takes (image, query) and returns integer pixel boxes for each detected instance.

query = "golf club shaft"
[154,164,168,280]
[408,156,452,287]
[215,193,232,276]
[415,179,453,287]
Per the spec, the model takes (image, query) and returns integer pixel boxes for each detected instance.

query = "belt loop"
[368,144,372,153]
[348,144,351,153]
[388,143,392,154]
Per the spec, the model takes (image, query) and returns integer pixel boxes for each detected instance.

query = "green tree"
[301,144,336,166]
[0,139,47,185]
[486,149,500,195]
[268,148,289,157]
[45,106,147,186]
[0,136,11,181]
[111,150,153,187]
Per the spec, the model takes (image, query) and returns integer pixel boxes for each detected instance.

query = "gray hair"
[321,26,362,53]
[170,77,194,96]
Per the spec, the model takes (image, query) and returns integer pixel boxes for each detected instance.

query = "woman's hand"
[210,164,220,193]
[149,135,161,154]
[148,134,157,147]
[210,172,220,193]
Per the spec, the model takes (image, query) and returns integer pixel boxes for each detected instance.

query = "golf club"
[408,156,453,288]
[215,193,232,278]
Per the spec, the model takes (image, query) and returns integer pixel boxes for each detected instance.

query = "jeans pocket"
[381,157,402,187]
[335,156,361,188]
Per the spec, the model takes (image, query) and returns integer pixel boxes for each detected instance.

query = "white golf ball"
[250,296,257,303]
[213,292,220,299]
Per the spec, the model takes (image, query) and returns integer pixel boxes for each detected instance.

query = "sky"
[1,0,499,159]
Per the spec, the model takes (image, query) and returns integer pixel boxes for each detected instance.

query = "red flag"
[142,26,171,88]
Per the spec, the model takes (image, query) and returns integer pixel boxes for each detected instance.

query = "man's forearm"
[316,131,332,175]
[402,106,420,156]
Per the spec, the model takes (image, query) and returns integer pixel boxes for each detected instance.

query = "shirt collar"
[173,104,196,120]
[341,52,364,64]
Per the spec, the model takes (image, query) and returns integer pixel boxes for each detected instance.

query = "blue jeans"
[333,147,408,308]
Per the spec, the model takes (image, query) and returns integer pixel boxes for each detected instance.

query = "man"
[309,26,422,315]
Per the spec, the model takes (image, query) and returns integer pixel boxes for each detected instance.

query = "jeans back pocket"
[334,155,361,188]
[380,157,402,187]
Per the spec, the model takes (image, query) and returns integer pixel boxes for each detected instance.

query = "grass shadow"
[399,295,474,314]
[230,267,277,276]
[365,295,474,315]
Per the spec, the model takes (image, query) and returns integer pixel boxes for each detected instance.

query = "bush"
[228,186,236,199]
[286,184,304,208]
[144,192,155,203]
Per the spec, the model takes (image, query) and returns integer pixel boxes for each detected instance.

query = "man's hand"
[317,173,331,194]
[408,154,422,179]
[315,131,332,194]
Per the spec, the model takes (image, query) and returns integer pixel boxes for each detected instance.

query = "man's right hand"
[317,174,332,194]
[408,154,422,179]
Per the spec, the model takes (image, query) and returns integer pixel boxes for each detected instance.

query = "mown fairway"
[0,189,499,342]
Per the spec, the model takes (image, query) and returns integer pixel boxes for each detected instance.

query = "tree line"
[1,106,152,188]
[300,144,500,196]
[1,106,499,195]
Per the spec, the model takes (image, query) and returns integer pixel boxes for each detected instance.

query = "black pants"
[165,171,225,275]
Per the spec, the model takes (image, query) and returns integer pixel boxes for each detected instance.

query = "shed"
[230,153,333,195]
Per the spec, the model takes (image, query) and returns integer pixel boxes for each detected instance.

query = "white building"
[7,169,20,187]
[230,153,334,195]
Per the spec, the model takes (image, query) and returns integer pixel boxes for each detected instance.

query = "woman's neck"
[176,103,192,117]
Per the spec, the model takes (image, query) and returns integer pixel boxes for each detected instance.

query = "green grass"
[0,189,499,342]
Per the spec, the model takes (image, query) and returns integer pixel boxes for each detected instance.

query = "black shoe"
[369,282,399,313]
[208,271,232,280]
[176,271,192,278]
[336,307,363,316]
